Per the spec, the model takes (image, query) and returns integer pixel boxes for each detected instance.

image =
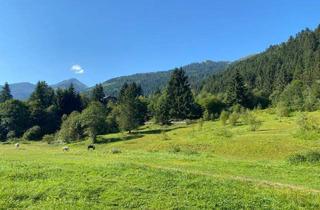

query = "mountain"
[99,60,229,96]
[8,82,36,101]
[2,79,87,100]
[202,25,320,98]
[51,78,88,92]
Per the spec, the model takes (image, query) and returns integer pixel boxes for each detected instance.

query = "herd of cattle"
[15,143,96,151]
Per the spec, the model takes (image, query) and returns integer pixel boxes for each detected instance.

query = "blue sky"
[0,0,320,86]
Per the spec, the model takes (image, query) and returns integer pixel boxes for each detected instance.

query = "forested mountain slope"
[202,26,320,98]
[99,60,228,96]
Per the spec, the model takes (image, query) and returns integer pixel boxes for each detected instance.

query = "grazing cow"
[15,143,20,149]
[62,146,70,152]
[87,144,95,151]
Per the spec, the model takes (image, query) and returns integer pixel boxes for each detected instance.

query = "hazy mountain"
[51,78,88,92]
[8,82,36,101]
[98,60,229,96]
[2,78,87,100]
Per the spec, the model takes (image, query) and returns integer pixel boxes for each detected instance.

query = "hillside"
[1,110,320,208]
[100,60,228,96]
[3,78,87,100]
[202,26,320,98]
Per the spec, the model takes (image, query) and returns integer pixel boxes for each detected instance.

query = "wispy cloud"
[70,64,85,74]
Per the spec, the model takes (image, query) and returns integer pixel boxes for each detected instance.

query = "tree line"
[0,68,202,143]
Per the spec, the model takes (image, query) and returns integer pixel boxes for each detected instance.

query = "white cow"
[15,143,20,149]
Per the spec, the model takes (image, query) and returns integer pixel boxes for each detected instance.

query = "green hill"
[99,60,229,96]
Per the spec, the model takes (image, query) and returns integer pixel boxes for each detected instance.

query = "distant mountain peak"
[51,78,88,92]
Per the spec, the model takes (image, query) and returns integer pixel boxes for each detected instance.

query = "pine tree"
[117,83,145,133]
[29,81,55,109]
[91,83,105,103]
[166,68,200,120]
[0,83,13,103]
[225,70,249,107]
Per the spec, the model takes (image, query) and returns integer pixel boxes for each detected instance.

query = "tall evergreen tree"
[165,68,200,120]
[0,83,13,103]
[225,70,249,107]
[91,83,105,103]
[117,83,145,133]
[55,84,83,117]
[29,81,55,108]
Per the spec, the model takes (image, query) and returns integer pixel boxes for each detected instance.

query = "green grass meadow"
[1,110,320,209]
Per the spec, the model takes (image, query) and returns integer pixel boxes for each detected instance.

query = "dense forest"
[203,25,320,101]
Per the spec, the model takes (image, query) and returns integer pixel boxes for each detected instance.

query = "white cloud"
[70,64,85,74]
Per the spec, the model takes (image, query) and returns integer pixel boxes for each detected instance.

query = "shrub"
[295,113,320,140]
[214,128,233,139]
[23,126,42,141]
[288,151,320,164]
[169,145,181,153]
[276,101,290,117]
[42,134,55,144]
[242,111,262,131]
[288,153,307,164]
[229,112,239,126]
[220,110,229,125]
[57,111,84,143]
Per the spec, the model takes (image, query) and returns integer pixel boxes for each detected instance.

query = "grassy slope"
[1,110,320,209]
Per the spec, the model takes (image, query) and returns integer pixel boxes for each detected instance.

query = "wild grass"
[1,110,320,208]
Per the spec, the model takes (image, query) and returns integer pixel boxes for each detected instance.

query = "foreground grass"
[1,110,320,209]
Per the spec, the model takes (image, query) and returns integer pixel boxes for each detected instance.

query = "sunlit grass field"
[1,109,320,209]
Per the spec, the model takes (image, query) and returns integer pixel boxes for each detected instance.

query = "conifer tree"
[117,83,144,133]
[0,83,13,103]
[225,70,248,107]
[91,83,105,103]
[165,68,200,120]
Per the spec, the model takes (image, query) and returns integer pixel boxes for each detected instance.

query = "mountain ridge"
[2,78,88,100]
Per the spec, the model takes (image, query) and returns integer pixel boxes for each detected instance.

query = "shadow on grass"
[96,134,144,144]
[96,126,183,144]
[136,127,183,135]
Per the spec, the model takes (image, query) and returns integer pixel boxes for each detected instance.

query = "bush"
[57,111,84,143]
[23,126,42,140]
[213,127,233,139]
[242,111,262,131]
[276,101,290,117]
[288,151,320,164]
[229,112,239,126]
[169,145,181,153]
[42,134,55,144]
[295,113,320,140]
[220,110,229,125]
[288,153,307,164]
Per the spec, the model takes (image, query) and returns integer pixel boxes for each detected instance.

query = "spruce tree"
[117,83,144,133]
[91,83,105,103]
[225,70,248,107]
[166,68,200,120]
[0,83,13,103]
[29,81,55,108]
